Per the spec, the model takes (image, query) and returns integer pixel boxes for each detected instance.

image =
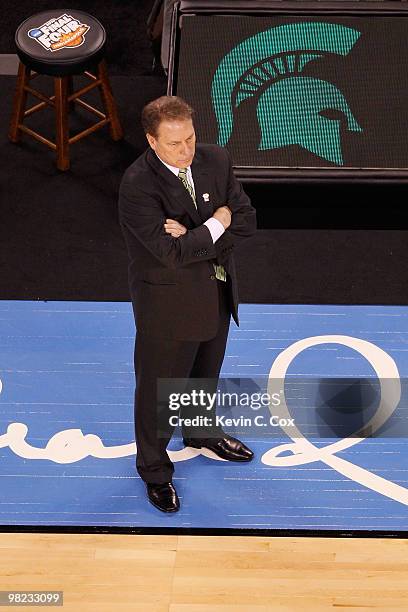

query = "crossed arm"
[119,149,256,269]
[164,206,232,238]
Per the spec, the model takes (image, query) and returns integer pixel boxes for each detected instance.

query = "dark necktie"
[178,168,196,209]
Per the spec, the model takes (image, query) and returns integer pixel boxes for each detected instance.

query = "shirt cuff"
[204,217,225,243]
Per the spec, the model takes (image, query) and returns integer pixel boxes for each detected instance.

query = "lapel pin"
[202,193,210,203]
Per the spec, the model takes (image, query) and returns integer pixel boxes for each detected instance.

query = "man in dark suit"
[118,96,257,513]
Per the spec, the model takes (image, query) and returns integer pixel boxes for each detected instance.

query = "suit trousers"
[133,278,231,484]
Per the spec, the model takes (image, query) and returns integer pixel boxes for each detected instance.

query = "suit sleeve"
[119,177,218,269]
[214,148,257,265]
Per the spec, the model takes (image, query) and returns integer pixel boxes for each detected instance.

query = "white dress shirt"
[156,153,225,243]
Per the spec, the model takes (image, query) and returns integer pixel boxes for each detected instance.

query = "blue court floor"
[0,300,407,531]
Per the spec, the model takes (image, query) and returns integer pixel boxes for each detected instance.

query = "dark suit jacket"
[118,143,257,341]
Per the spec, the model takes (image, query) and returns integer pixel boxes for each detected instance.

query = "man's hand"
[213,205,232,229]
[164,219,187,238]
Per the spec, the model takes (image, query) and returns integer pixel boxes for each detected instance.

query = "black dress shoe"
[183,434,254,462]
[146,482,180,513]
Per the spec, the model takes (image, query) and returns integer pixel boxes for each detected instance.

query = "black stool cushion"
[15,10,106,76]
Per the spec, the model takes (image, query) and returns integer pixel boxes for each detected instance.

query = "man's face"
[146,118,196,168]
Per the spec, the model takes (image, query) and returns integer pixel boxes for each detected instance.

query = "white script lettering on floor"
[1,335,407,506]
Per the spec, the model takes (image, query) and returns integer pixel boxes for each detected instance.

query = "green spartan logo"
[211,22,362,165]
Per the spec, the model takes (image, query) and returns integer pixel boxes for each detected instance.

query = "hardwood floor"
[0,534,407,610]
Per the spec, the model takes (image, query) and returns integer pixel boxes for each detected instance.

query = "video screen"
[175,15,408,171]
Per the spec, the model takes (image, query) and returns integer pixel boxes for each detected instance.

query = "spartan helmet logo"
[211,22,363,165]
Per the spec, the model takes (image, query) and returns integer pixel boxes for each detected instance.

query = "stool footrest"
[74,98,106,120]
[25,96,56,117]
[18,124,56,150]
[84,71,98,81]
[18,118,111,149]
[68,79,101,102]
[24,85,55,107]
[69,118,110,144]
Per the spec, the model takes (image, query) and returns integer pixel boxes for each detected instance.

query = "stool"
[8,10,123,170]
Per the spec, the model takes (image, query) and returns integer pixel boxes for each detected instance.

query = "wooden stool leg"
[67,76,75,111]
[54,76,70,171]
[9,62,30,143]
[97,59,123,141]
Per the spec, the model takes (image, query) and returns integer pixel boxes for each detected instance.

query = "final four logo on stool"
[28,14,90,52]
